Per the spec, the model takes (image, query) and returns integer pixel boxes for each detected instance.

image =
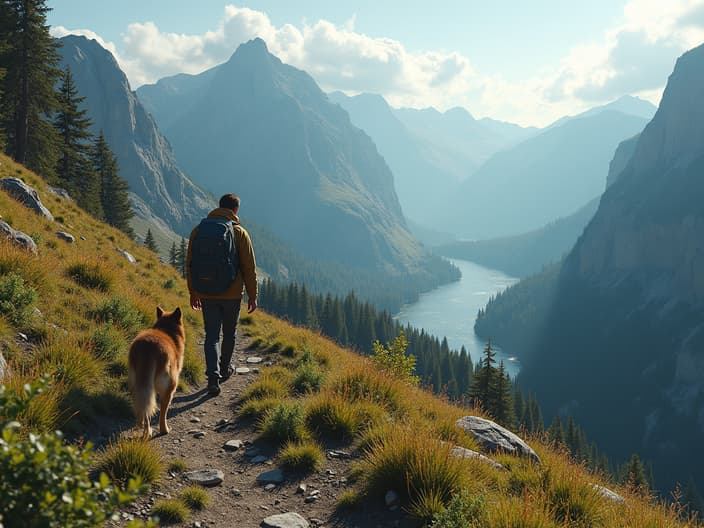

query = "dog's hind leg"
[156,373,177,435]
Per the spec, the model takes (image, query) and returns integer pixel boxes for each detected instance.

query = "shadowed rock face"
[57,35,214,235]
[138,38,423,273]
[518,43,704,492]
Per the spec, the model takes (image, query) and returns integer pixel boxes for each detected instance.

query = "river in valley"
[394,259,521,377]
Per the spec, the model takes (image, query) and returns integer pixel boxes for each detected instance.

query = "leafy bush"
[0,271,37,327]
[66,262,112,291]
[96,437,163,487]
[180,486,209,511]
[292,356,325,394]
[90,323,128,362]
[279,441,324,473]
[431,491,488,528]
[0,379,145,527]
[260,401,307,445]
[371,330,419,386]
[88,296,146,336]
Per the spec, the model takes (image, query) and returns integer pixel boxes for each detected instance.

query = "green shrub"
[0,271,37,328]
[371,330,419,385]
[180,486,209,511]
[260,401,306,445]
[90,323,128,362]
[0,379,145,527]
[279,441,324,473]
[430,490,488,528]
[96,438,163,487]
[292,357,324,394]
[66,262,112,291]
[151,499,188,524]
[88,297,146,336]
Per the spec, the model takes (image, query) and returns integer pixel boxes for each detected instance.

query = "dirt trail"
[111,334,408,528]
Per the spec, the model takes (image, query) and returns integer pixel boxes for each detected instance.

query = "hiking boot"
[207,378,221,396]
[220,364,235,382]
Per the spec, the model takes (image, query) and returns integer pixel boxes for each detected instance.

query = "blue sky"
[47,1,704,126]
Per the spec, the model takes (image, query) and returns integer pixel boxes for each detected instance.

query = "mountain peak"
[230,37,270,60]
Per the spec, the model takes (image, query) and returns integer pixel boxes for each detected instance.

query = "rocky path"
[111,334,407,528]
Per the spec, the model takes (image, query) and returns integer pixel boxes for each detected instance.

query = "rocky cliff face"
[139,38,423,272]
[520,43,704,491]
[57,35,213,235]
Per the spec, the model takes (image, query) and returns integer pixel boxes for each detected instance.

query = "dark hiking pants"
[201,298,241,381]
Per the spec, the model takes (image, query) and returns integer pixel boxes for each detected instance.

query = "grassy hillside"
[0,153,695,526]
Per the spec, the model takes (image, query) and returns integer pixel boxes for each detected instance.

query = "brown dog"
[128,306,185,439]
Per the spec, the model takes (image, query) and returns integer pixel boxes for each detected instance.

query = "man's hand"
[247,297,257,313]
[190,294,201,311]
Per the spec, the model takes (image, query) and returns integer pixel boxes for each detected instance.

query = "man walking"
[187,193,257,396]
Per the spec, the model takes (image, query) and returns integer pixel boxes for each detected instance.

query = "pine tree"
[54,65,97,209]
[93,131,133,235]
[1,0,61,176]
[683,477,704,520]
[623,453,648,493]
[468,340,497,410]
[177,238,187,278]
[168,241,178,266]
[490,361,515,427]
[143,228,158,253]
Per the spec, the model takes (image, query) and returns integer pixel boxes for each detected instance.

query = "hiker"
[186,193,257,396]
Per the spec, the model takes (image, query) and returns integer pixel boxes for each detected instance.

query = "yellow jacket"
[186,208,258,300]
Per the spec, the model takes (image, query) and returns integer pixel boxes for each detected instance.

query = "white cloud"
[53,2,704,127]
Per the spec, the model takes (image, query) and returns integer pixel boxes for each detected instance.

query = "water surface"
[395,259,520,377]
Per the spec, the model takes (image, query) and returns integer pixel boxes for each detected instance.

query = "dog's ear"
[173,307,182,320]
[156,306,164,319]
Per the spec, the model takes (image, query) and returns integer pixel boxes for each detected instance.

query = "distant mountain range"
[477,43,704,492]
[137,38,431,275]
[546,95,657,130]
[441,108,650,239]
[57,35,214,237]
[435,131,643,277]
[327,91,535,223]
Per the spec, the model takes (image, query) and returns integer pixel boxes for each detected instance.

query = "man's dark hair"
[219,193,240,210]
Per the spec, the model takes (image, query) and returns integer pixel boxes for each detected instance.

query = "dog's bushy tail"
[128,359,157,433]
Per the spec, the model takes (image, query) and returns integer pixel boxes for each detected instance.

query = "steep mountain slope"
[436,132,642,277]
[139,38,426,273]
[57,35,214,236]
[436,197,600,277]
[326,91,460,220]
[481,44,704,492]
[444,110,649,239]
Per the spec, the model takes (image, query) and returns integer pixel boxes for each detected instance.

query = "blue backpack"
[189,218,238,295]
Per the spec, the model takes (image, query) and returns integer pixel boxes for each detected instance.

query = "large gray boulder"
[456,416,540,464]
[261,512,309,528]
[0,178,53,221]
[0,220,38,254]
